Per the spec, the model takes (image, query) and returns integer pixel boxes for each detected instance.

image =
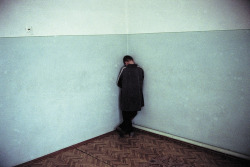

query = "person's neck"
[128,61,135,65]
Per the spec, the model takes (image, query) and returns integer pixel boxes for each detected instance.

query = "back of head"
[123,55,134,65]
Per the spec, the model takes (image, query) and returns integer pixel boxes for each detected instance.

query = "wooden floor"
[17,129,250,167]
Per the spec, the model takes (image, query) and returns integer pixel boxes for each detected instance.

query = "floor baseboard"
[133,124,250,161]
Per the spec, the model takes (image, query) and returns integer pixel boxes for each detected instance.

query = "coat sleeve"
[117,67,126,88]
[142,68,144,81]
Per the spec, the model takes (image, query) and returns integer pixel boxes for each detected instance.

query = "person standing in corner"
[116,55,144,137]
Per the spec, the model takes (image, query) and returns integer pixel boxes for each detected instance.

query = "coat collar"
[126,64,138,68]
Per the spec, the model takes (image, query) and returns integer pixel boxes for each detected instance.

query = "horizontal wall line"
[1,28,249,38]
[0,33,128,39]
[127,28,250,36]
[133,124,250,161]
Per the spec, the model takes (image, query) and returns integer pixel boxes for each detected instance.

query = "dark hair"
[123,55,133,64]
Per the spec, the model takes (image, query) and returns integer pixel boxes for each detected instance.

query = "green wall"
[1,30,250,166]
[128,29,250,155]
[0,35,126,166]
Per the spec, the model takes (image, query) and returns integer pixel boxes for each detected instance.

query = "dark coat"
[117,64,144,111]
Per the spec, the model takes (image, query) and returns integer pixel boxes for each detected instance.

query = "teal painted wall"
[128,29,250,155]
[1,30,250,166]
[0,35,126,166]
[1,1,249,166]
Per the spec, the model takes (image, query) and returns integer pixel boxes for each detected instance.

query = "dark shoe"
[116,127,125,137]
[129,132,134,137]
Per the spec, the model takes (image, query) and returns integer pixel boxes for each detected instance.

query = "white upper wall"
[0,0,250,37]
[128,0,250,34]
[0,0,127,37]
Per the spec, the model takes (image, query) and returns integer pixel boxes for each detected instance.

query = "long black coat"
[117,64,144,111]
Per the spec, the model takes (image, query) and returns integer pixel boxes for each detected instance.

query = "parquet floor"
[17,129,250,167]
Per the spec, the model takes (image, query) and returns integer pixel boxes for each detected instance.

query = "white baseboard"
[133,124,250,160]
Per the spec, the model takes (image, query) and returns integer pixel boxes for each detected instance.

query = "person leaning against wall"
[116,55,144,137]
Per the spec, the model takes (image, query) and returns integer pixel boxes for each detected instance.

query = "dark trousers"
[119,111,137,134]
